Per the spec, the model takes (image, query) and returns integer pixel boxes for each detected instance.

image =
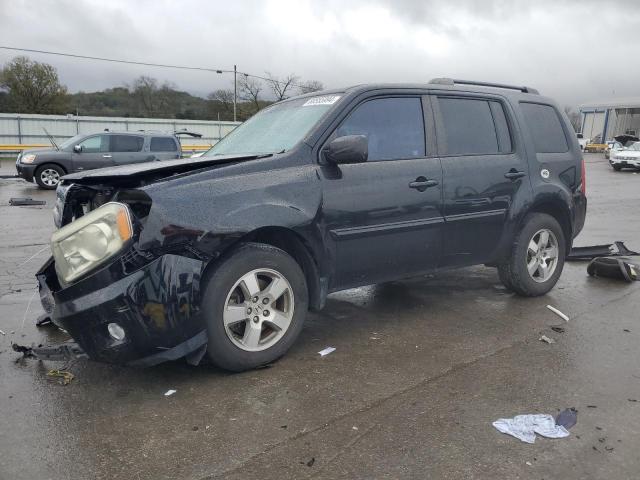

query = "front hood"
[614,150,640,158]
[21,147,59,156]
[61,153,269,185]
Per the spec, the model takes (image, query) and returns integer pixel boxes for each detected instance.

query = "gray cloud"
[1,0,639,107]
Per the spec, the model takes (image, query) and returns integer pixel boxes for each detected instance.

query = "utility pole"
[233,64,237,122]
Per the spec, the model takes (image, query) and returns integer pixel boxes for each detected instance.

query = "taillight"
[580,156,586,195]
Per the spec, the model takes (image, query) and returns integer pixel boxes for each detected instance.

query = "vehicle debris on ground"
[555,408,578,429]
[567,241,638,261]
[547,305,569,322]
[8,197,47,206]
[539,335,556,344]
[588,256,640,282]
[318,347,336,356]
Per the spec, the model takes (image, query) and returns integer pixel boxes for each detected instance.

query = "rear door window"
[520,103,569,153]
[335,97,426,161]
[111,135,144,152]
[438,97,510,155]
[150,137,178,152]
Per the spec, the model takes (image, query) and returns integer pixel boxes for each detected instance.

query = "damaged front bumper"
[36,252,208,367]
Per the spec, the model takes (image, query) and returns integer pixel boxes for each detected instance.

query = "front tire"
[498,213,566,297]
[612,164,622,171]
[202,243,308,372]
[35,164,64,189]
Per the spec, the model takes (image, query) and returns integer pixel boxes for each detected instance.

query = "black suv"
[35,79,586,371]
[16,130,200,189]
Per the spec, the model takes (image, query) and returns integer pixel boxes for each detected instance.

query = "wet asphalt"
[0,154,639,480]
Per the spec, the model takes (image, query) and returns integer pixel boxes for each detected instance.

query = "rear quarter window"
[111,135,144,152]
[150,137,178,152]
[520,102,569,153]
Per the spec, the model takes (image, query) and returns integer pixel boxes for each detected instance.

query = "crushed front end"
[36,181,209,366]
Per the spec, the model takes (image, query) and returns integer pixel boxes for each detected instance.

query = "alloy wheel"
[526,228,559,283]
[223,268,294,352]
[40,168,60,187]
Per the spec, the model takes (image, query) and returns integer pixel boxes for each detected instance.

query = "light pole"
[233,64,237,122]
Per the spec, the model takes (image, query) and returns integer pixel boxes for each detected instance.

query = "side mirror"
[73,145,82,153]
[323,135,368,165]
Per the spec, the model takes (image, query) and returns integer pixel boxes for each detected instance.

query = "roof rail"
[429,78,539,95]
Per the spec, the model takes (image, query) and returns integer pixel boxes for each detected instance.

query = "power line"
[0,46,233,73]
[0,46,307,88]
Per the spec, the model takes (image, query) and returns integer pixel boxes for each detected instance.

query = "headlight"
[51,202,133,284]
[21,154,36,164]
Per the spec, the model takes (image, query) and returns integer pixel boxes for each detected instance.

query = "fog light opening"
[107,323,126,342]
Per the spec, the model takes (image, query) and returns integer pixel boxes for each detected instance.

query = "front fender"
[137,164,322,259]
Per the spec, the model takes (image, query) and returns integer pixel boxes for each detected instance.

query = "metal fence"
[0,113,240,155]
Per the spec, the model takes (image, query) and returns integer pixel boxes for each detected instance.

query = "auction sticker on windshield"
[303,95,341,107]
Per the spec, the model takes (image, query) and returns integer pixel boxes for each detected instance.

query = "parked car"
[576,132,588,151]
[15,130,201,189]
[36,79,586,371]
[609,141,640,171]
[604,141,621,160]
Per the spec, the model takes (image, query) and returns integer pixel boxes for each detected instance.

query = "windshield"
[59,134,85,150]
[206,95,341,156]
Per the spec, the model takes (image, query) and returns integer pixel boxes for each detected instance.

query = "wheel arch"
[35,162,68,174]
[201,226,326,312]
[525,198,573,253]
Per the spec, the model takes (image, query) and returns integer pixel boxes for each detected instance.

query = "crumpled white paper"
[492,414,570,444]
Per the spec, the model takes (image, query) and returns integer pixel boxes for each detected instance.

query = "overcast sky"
[1,0,638,107]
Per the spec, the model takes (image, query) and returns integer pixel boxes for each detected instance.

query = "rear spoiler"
[174,130,202,138]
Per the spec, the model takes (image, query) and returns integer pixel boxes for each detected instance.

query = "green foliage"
[68,80,269,120]
[0,56,69,113]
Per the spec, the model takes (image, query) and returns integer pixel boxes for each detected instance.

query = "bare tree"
[298,80,324,94]
[265,72,299,101]
[239,75,263,113]
[129,76,179,117]
[208,89,234,112]
[130,76,159,116]
[0,56,68,113]
[564,106,582,133]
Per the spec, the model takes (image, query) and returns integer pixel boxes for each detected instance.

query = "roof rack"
[429,78,539,95]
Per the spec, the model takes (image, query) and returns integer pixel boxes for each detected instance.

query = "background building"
[579,98,640,142]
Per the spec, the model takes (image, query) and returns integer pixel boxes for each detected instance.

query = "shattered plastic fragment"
[318,347,336,356]
[547,305,569,322]
[539,335,555,344]
[164,389,177,396]
[555,408,578,429]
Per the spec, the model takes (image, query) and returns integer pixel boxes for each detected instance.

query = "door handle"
[103,154,112,158]
[409,177,439,191]
[504,170,526,180]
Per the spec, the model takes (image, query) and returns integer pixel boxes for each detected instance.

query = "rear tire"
[498,213,566,297]
[202,243,308,372]
[35,164,64,189]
